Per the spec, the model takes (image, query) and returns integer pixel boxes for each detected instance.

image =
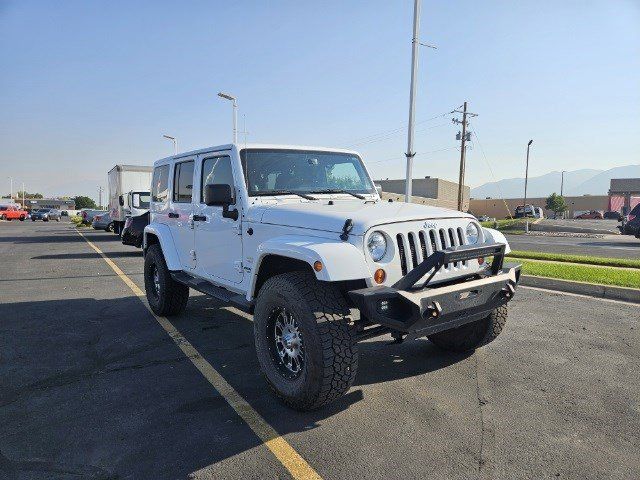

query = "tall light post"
[523,139,533,233]
[560,170,566,219]
[217,92,238,144]
[163,134,178,155]
[404,0,421,202]
[7,176,13,200]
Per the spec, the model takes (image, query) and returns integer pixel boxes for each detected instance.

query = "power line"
[467,121,513,219]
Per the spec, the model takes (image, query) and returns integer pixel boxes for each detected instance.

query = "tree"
[546,193,568,218]
[73,195,97,209]
[15,191,43,199]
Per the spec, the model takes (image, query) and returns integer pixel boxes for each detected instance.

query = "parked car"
[0,204,28,221]
[81,209,104,225]
[30,208,61,221]
[603,211,623,221]
[142,143,520,410]
[620,214,640,237]
[477,215,492,222]
[514,204,537,218]
[121,212,149,248]
[575,210,604,220]
[92,211,114,232]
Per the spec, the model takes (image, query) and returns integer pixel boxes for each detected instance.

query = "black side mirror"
[118,195,124,206]
[204,184,238,220]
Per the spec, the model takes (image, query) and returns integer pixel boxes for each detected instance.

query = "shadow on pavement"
[0,292,466,479]
[32,251,142,260]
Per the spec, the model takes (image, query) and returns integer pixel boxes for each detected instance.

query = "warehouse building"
[22,198,76,210]
[469,195,608,219]
[375,177,470,211]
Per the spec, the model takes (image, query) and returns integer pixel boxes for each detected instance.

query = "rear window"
[173,161,195,203]
[151,165,170,202]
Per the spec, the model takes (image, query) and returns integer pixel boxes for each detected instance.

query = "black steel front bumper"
[349,243,521,337]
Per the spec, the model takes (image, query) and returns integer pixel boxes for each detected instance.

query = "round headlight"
[466,222,479,244]
[367,231,387,262]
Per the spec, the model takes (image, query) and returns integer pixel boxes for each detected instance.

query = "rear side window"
[173,161,194,203]
[152,165,170,202]
[630,204,640,216]
[201,156,233,202]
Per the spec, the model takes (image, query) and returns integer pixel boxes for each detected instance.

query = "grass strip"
[508,250,640,269]
[518,259,640,289]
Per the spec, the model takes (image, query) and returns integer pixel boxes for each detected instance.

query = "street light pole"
[404,0,421,203]
[217,92,238,144]
[560,170,566,219]
[163,134,178,155]
[523,140,533,233]
[8,177,13,200]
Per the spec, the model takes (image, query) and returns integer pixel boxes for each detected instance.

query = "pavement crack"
[475,349,497,480]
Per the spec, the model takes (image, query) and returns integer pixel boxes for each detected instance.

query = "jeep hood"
[253,200,474,235]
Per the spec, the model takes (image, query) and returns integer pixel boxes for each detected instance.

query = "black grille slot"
[396,234,408,276]
[429,230,437,253]
[448,228,459,267]
[408,233,418,269]
[457,227,467,265]
[418,231,428,259]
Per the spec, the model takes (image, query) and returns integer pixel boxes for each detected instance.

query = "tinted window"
[132,192,151,209]
[201,156,233,202]
[152,165,170,202]
[630,204,640,216]
[173,161,194,203]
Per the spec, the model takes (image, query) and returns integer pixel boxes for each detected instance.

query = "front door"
[194,154,243,284]
[168,159,196,270]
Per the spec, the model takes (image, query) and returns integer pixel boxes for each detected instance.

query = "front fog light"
[466,222,479,244]
[367,231,387,261]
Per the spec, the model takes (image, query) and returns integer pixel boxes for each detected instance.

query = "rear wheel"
[428,306,508,353]
[19,216,25,221]
[106,222,114,233]
[0,214,5,221]
[253,271,358,411]
[144,244,189,316]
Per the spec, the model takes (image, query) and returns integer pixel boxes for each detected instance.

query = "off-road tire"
[428,305,508,353]
[253,271,358,411]
[144,244,189,316]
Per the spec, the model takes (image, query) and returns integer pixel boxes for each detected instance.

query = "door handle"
[193,214,207,222]
[168,212,179,218]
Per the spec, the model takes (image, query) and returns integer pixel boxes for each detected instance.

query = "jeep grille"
[395,226,467,276]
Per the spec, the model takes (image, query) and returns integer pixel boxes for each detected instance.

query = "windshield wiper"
[309,189,367,200]
[252,190,318,201]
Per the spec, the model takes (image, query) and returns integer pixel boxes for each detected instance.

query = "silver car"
[92,211,114,232]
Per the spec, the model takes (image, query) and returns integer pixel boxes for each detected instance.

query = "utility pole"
[98,186,104,209]
[22,182,25,208]
[404,0,421,202]
[523,140,533,232]
[8,177,13,201]
[452,102,477,211]
[560,170,565,196]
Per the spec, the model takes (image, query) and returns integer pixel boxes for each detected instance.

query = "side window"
[173,161,195,203]
[201,156,234,202]
[151,165,170,202]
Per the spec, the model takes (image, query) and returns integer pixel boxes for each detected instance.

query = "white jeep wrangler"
[143,144,520,410]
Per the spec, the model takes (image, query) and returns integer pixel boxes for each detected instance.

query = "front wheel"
[253,271,358,411]
[19,216,25,221]
[144,244,189,316]
[428,306,508,353]
[106,222,114,233]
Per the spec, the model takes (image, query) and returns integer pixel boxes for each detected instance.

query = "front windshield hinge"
[340,219,354,241]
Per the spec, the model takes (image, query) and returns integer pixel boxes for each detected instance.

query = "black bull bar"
[349,243,521,337]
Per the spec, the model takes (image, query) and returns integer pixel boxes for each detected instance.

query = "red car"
[0,205,28,221]
[575,210,604,220]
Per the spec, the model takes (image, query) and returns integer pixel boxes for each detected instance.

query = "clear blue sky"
[1,0,639,201]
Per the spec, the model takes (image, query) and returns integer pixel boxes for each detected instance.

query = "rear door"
[168,159,196,270]
[194,154,243,284]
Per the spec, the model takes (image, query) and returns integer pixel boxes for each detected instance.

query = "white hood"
[252,200,474,235]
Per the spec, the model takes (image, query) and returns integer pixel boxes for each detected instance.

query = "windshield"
[241,149,375,196]
[131,192,151,209]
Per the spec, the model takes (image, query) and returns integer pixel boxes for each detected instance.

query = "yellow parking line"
[76,230,322,480]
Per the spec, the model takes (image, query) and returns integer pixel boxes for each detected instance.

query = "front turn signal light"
[374,269,386,284]
[313,261,323,272]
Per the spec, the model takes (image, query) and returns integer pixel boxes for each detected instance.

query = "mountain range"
[471,165,640,199]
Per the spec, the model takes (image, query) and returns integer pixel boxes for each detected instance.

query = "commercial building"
[21,198,76,210]
[608,178,640,213]
[469,195,608,219]
[376,177,470,211]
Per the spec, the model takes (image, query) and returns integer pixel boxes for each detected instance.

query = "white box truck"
[108,164,153,234]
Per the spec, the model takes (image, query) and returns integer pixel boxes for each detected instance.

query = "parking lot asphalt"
[1,222,638,480]
[505,233,640,259]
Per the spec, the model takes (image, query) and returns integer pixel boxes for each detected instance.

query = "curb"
[529,223,619,235]
[520,275,640,304]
